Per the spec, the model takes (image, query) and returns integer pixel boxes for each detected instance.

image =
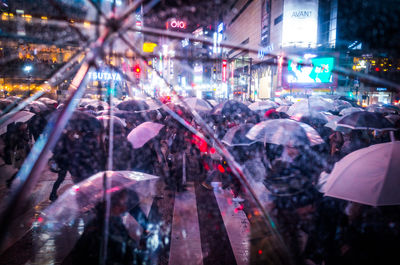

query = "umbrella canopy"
[41,170,159,228]
[276,105,290,113]
[38,97,57,105]
[0,99,13,110]
[206,99,218,107]
[26,101,48,113]
[6,96,21,102]
[65,111,103,134]
[366,104,399,114]
[179,97,212,112]
[117,99,149,112]
[287,97,335,116]
[385,114,400,126]
[97,115,127,128]
[339,107,364,116]
[333,99,352,112]
[210,100,252,117]
[221,123,257,147]
[290,111,329,124]
[145,98,162,110]
[0,111,35,135]
[246,119,324,146]
[273,97,292,106]
[337,111,396,131]
[248,101,279,111]
[324,141,400,206]
[127,121,164,149]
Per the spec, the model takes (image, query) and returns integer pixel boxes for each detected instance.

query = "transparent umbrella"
[246,119,324,146]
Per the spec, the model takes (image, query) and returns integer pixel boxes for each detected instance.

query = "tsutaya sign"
[282,0,318,48]
[89,71,122,81]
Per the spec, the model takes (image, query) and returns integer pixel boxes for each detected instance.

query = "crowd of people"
[1,95,400,265]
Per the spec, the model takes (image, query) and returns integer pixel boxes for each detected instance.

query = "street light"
[23,64,33,96]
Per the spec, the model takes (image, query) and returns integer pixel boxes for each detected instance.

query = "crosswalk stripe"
[212,182,250,265]
[169,182,203,265]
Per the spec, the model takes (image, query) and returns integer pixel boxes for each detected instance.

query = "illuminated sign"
[89,71,122,81]
[222,60,227,82]
[377,87,387,91]
[258,44,274,59]
[167,19,186,30]
[143,42,157,53]
[282,0,318,48]
[287,57,335,84]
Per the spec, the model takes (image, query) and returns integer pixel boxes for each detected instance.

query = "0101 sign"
[166,20,186,30]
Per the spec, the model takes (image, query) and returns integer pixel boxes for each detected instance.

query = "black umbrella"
[66,111,103,134]
[116,99,149,112]
[210,100,252,117]
[337,111,396,131]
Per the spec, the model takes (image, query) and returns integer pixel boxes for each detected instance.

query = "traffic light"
[133,64,141,78]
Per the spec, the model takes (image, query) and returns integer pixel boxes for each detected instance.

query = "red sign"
[222,60,227,82]
[167,20,186,30]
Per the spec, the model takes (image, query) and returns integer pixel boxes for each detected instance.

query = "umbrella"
[179,97,212,112]
[0,99,13,110]
[248,101,278,111]
[127,121,164,149]
[339,107,364,116]
[276,105,290,113]
[385,114,400,126]
[324,141,400,206]
[84,100,109,110]
[287,97,335,116]
[333,99,352,112]
[97,115,127,128]
[40,170,159,229]
[6,96,21,102]
[145,98,162,110]
[246,119,324,146]
[206,99,218,107]
[366,104,398,114]
[65,111,103,133]
[290,111,329,124]
[26,101,48,113]
[273,97,292,106]
[210,100,252,117]
[0,110,35,135]
[38,97,57,105]
[221,123,257,146]
[117,99,149,112]
[336,111,396,131]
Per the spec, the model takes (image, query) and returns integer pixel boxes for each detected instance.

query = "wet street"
[0,161,281,265]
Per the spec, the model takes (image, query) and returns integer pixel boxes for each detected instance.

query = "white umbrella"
[324,141,400,206]
[97,115,127,127]
[276,105,290,113]
[0,111,35,135]
[339,107,364,116]
[246,119,324,146]
[41,170,159,229]
[248,101,278,111]
[287,97,334,116]
[127,121,164,149]
[181,97,212,112]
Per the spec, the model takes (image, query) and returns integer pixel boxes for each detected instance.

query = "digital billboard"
[282,0,318,48]
[286,57,335,85]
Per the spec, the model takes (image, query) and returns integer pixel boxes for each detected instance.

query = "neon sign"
[167,20,186,29]
[89,71,122,81]
[222,60,227,82]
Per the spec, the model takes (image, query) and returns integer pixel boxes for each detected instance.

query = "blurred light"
[143,42,157,53]
[41,16,48,20]
[83,21,91,27]
[23,65,32,73]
